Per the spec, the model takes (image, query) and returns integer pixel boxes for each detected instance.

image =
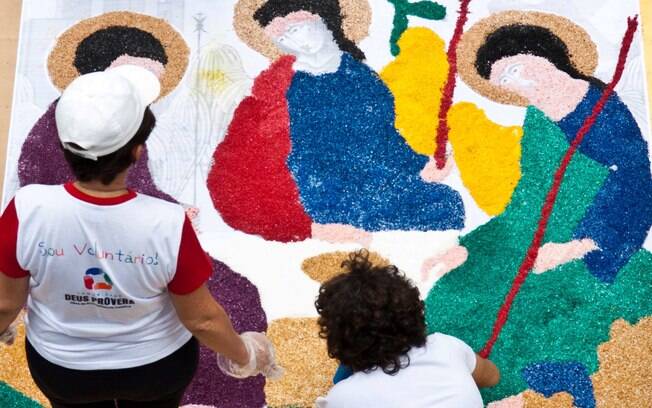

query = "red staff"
[479,16,640,358]
[434,0,472,169]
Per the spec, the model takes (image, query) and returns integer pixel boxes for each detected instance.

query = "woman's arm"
[0,273,28,336]
[171,283,281,378]
[472,354,500,388]
[170,284,249,365]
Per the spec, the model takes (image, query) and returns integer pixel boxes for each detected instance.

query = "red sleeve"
[0,199,29,278]
[168,216,212,295]
[206,56,313,243]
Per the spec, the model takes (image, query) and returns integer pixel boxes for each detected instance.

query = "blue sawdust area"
[286,52,464,232]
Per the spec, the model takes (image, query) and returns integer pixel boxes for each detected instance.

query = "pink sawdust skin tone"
[484,56,600,281]
[489,54,590,122]
[109,55,166,79]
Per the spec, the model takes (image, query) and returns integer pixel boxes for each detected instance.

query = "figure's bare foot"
[311,223,372,247]
[533,239,598,274]
[420,156,455,183]
[421,245,468,282]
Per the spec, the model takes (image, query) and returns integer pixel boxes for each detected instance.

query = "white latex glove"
[216,332,284,380]
[0,323,17,346]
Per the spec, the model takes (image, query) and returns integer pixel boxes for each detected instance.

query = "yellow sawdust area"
[380,27,448,156]
[592,317,652,407]
[0,320,49,407]
[523,391,574,407]
[511,316,652,407]
[301,251,390,284]
[448,102,522,216]
[265,318,338,408]
[379,27,521,216]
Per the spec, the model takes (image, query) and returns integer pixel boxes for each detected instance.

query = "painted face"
[489,54,572,104]
[265,11,336,57]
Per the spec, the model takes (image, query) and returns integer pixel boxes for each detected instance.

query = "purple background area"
[181,258,268,408]
[18,102,175,202]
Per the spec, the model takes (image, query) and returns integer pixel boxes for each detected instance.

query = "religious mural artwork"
[208,0,464,253]
[2,1,652,407]
[425,11,652,406]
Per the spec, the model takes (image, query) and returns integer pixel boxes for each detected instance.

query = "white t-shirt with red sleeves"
[316,333,483,408]
[0,183,212,370]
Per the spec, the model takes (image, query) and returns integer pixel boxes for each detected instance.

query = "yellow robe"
[381,27,522,216]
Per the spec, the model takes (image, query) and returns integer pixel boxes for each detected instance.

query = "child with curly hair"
[315,250,499,407]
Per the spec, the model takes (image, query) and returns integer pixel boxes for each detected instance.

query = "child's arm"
[472,354,500,388]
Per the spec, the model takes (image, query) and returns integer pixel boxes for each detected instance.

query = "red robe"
[207,56,313,242]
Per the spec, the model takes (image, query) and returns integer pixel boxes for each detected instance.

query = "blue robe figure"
[557,84,652,283]
[286,53,464,232]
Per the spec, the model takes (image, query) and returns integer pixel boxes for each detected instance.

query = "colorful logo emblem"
[83,268,113,290]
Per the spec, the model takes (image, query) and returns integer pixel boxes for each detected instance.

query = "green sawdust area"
[425,107,652,402]
[388,0,446,56]
[0,382,42,408]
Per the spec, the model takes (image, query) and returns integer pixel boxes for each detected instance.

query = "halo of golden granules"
[591,317,652,407]
[265,318,338,407]
[233,0,371,60]
[456,11,598,107]
[301,251,390,284]
[47,11,189,100]
[0,320,50,407]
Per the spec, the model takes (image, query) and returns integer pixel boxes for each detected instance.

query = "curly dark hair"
[315,250,426,375]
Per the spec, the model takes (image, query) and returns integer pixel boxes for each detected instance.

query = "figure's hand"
[533,239,599,274]
[420,156,454,183]
[312,223,372,247]
[421,245,468,282]
[216,332,284,380]
[0,323,17,346]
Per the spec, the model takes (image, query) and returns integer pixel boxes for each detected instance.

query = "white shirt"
[0,184,212,370]
[316,333,483,408]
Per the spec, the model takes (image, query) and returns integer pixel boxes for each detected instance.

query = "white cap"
[55,65,161,160]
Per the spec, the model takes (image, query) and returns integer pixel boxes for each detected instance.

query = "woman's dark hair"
[62,107,156,185]
[475,24,604,87]
[254,0,366,61]
[75,26,168,74]
[315,250,427,375]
